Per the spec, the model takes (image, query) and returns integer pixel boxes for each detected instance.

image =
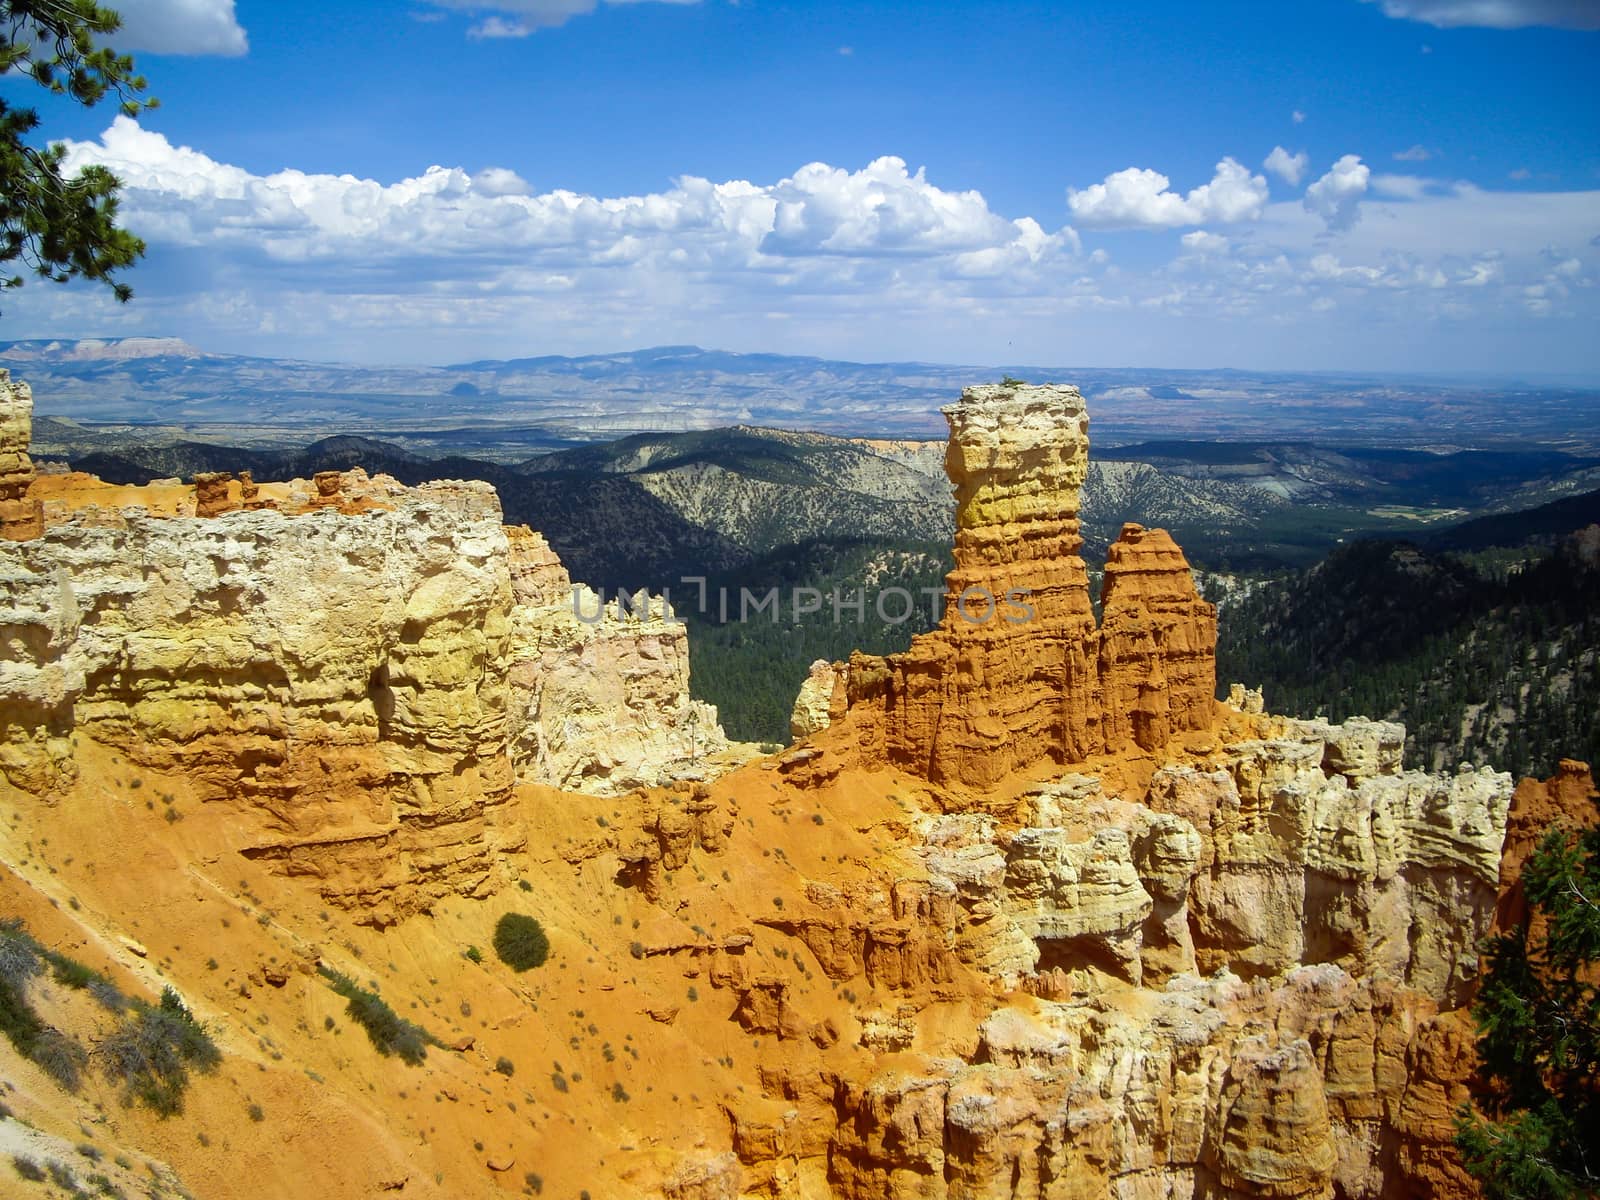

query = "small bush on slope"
[493,913,549,972]
[319,967,435,1065]
[0,919,91,1090]
[98,988,221,1116]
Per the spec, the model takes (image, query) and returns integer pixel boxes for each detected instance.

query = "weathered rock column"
[0,371,44,540]
[841,382,1217,789]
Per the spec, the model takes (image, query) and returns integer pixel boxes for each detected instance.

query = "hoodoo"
[839,381,1217,787]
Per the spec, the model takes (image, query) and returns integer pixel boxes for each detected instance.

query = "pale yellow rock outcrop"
[0,385,738,918]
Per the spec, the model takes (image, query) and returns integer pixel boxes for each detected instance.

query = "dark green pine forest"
[1213,527,1600,780]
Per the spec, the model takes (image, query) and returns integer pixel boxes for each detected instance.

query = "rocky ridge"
[0,368,738,924]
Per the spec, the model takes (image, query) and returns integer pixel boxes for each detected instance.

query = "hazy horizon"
[0,1,1594,378]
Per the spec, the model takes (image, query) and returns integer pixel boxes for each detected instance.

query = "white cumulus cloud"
[111,0,247,56]
[1179,230,1231,256]
[1067,158,1269,229]
[60,120,1075,282]
[1360,0,1600,28]
[27,119,1597,374]
[429,0,700,35]
[1304,155,1371,232]
[1264,146,1309,187]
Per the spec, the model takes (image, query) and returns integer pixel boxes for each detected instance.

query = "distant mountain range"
[44,416,1600,588]
[6,336,1599,452]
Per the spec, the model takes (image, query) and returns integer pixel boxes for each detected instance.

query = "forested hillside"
[684,538,948,743]
[1215,526,1600,778]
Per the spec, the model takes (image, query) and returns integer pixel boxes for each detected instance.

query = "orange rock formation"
[841,382,1216,787]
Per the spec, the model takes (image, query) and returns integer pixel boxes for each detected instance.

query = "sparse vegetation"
[98,987,221,1116]
[494,1056,514,1077]
[0,918,92,1089]
[493,913,550,972]
[1456,811,1600,1200]
[318,967,435,1065]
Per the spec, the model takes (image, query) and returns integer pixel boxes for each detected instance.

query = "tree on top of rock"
[1457,794,1600,1199]
[1,1,157,312]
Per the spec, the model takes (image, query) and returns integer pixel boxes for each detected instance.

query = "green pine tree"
[1456,813,1600,1199]
[1,1,157,309]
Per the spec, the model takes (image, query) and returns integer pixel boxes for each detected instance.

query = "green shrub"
[494,1056,515,1077]
[11,1155,44,1181]
[463,945,483,964]
[0,918,42,990]
[46,1160,77,1190]
[29,1027,87,1091]
[318,967,434,1065]
[0,920,90,1090]
[50,956,96,989]
[493,914,549,972]
[98,988,221,1116]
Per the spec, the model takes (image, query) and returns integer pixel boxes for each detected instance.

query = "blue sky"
[4,0,1598,375]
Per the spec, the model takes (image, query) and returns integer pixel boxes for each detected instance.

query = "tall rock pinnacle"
[841,381,1217,787]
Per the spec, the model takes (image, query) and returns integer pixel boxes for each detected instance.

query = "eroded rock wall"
[727,706,1519,1200]
[504,525,732,795]
[0,382,735,919]
[0,479,520,921]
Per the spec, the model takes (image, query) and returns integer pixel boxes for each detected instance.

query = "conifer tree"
[1457,816,1600,1199]
[1,1,156,310]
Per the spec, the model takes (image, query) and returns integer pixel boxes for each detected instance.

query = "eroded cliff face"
[839,383,1217,788]
[0,391,735,922]
[504,524,732,794]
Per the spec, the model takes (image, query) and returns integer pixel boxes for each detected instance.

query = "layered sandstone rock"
[0,478,520,921]
[836,383,1216,788]
[1148,717,1513,1005]
[726,715,1518,1199]
[0,370,44,540]
[0,381,736,920]
[503,526,734,795]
